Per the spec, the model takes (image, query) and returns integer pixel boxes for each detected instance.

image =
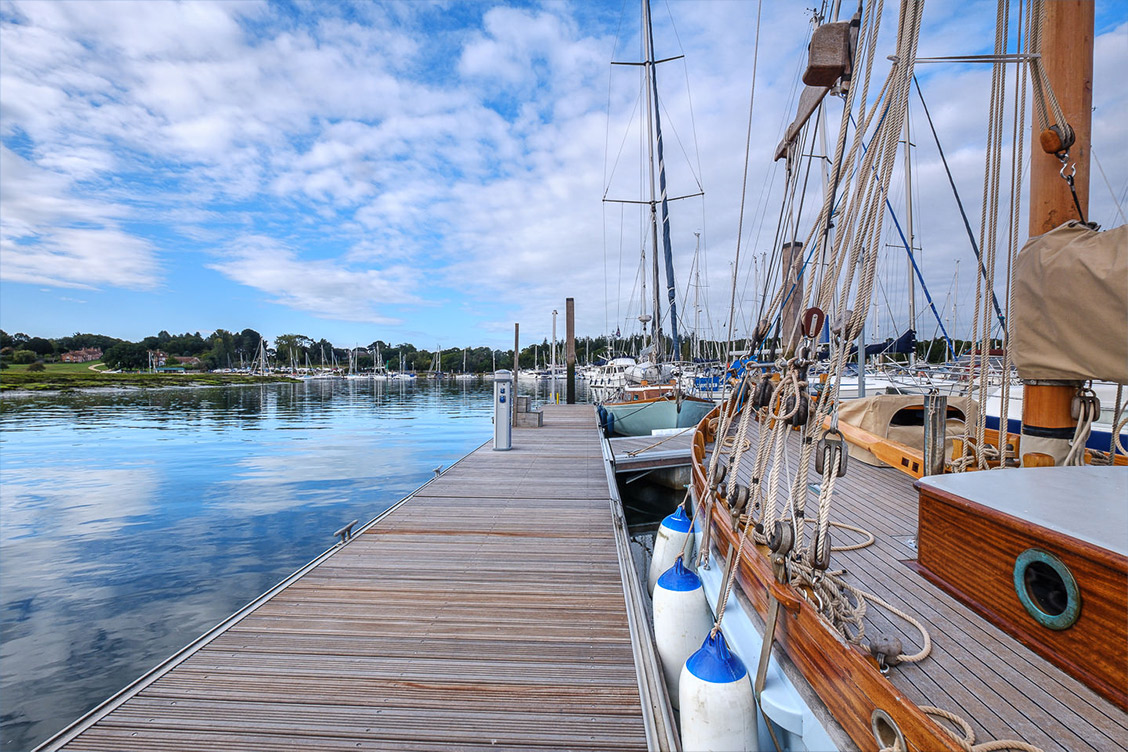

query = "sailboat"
[597,0,713,437]
[455,348,475,380]
[659,2,1127,751]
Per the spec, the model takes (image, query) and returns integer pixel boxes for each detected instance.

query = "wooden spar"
[1029,1,1093,235]
[1021,1,1094,465]
[566,297,576,404]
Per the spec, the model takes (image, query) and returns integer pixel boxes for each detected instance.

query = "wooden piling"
[566,298,576,404]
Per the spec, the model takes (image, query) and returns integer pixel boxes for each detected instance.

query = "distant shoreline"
[0,373,301,399]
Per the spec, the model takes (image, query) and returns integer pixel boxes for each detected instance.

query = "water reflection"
[0,378,582,750]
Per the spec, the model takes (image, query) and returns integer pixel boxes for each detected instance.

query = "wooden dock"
[43,404,667,752]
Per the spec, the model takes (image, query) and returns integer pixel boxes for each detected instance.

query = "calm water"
[0,378,572,750]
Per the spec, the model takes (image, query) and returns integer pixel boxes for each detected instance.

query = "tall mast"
[642,0,681,361]
[904,109,916,366]
[692,231,701,360]
[641,0,662,357]
[1021,0,1093,465]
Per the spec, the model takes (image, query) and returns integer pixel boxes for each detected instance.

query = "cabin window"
[889,406,966,426]
[1013,549,1080,630]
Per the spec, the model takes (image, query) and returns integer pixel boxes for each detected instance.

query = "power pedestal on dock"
[493,370,513,450]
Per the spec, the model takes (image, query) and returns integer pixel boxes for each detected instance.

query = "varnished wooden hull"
[690,408,965,752]
[691,401,1128,751]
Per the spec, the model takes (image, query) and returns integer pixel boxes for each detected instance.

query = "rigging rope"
[726,0,765,364]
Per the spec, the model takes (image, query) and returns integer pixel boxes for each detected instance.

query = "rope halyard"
[1063,388,1099,467]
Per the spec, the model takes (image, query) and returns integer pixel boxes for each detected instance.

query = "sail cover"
[1012,221,1128,383]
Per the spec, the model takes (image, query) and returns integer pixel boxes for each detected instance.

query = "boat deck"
[712,419,1127,752]
[44,405,652,752]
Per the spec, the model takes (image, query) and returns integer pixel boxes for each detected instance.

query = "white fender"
[679,628,759,752]
[653,556,713,710]
[648,505,693,594]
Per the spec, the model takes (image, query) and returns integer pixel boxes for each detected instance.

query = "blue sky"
[1,0,1125,350]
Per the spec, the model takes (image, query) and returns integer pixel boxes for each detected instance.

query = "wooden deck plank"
[52,404,650,752]
[716,419,1127,752]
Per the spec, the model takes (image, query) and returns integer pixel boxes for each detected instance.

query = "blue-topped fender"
[660,505,692,534]
[656,555,703,593]
[686,628,748,683]
[597,405,614,437]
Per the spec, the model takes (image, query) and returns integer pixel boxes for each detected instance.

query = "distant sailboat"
[597,0,712,436]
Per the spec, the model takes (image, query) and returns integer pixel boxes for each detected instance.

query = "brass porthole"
[1013,549,1081,630]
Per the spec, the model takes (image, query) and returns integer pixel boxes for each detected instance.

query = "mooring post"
[566,298,576,404]
[513,322,520,427]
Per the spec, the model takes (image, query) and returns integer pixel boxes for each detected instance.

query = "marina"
[35,404,665,752]
[2,1,1127,751]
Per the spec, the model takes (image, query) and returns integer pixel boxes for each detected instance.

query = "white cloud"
[0,0,1123,343]
[0,146,160,289]
[207,235,420,324]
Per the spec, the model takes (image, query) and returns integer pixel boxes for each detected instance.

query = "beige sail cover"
[836,394,979,467]
[1012,221,1128,383]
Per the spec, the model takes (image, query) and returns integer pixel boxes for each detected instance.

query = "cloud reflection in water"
[0,380,499,750]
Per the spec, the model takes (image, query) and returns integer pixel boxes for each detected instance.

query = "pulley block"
[729,484,751,514]
[768,519,794,556]
[815,432,848,477]
[801,306,826,339]
[753,376,775,409]
[809,532,832,570]
[1039,123,1075,155]
[785,393,810,426]
[752,318,772,348]
[869,635,904,670]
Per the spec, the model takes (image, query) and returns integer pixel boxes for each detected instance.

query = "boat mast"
[1021,0,1093,465]
[904,109,916,366]
[692,231,701,361]
[641,0,681,361]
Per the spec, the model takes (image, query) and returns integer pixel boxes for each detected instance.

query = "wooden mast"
[1029,2,1093,235]
[1020,1,1094,467]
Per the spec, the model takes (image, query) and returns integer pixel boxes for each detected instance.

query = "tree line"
[1,329,640,373]
[0,328,981,373]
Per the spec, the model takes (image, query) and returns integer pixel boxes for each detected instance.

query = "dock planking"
[45,404,650,752]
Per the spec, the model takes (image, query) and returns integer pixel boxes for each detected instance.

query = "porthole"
[1013,549,1081,630]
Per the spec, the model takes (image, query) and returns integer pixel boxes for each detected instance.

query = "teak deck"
[707,419,1127,752]
[44,405,650,752]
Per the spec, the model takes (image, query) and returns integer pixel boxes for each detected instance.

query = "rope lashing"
[1063,388,1099,466]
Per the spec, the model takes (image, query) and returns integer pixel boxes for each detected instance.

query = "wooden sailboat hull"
[690,408,966,752]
